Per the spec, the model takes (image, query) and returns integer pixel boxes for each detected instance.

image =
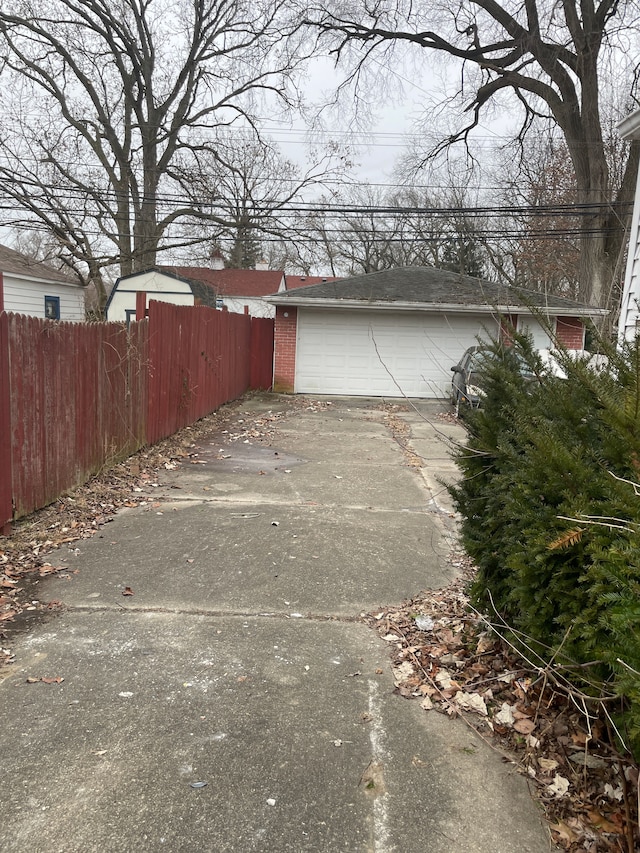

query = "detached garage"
[267,267,605,398]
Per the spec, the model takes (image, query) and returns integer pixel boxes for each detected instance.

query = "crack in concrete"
[146,494,437,515]
[62,602,366,623]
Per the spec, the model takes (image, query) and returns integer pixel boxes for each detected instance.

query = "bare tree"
[303,0,640,308]
[0,0,311,307]
[173,132,350,269]
[302,182,492,276]
[492,134,582,298]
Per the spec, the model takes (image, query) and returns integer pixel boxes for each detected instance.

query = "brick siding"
[499,314,518,345]
[556,316,585,350]
[273,306,297,393]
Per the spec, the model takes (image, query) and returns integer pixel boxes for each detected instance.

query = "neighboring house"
[105,264,285,321]
[617,108,640,343]
[0,244,85,321]
[162,265,285,318]
[266,266,606,398]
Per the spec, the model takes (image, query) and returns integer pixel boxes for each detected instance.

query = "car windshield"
[470,348,536,378]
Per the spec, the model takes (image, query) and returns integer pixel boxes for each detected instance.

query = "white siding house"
[0,244,85,321]
[618,108,640,343]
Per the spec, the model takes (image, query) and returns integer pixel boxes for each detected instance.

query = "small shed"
[106,266,285,322]
[0,244,85,321]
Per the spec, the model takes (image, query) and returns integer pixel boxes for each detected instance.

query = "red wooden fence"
[145,303,274,445]
[0,303,274,531]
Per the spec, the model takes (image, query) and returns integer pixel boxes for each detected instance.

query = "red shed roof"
[159,266,285,297]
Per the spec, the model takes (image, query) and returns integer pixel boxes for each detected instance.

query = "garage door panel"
[295,309,498,398]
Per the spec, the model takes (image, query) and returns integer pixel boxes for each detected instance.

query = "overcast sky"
[260,49,513,196]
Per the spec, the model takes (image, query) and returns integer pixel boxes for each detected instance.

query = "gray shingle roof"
[268,266,604,314]
[0,244,78,285]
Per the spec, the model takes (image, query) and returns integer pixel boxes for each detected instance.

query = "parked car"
[450,345,538,412]
[450,346,488,410]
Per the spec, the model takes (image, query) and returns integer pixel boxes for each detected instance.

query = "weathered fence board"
[0,304,274,529]
[0,313,12,532]
[146,302,261,445]
[6,314,148,522]
[250,317,275,391]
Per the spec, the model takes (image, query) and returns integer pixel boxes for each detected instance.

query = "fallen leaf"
[41,676,64,684]
[434,669,454,689]
[547,774,570,798]
[513,717,536,735]
[550,820,578,845]
[494,702,516,725]
[38,564,62,576]
[393,661,414,683]
[568,751,608,769]
[454,691,488,715]
[604,782,623,801]
[475,634,496,654]
[122,587,134,596]
[586,810,621,833]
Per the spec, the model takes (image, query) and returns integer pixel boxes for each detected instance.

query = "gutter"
[265,295,607,319]
[618,108,640,140]
[9,272,81,289]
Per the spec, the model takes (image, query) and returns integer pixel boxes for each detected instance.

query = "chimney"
[209,247,225,270]
[255,259,269,271]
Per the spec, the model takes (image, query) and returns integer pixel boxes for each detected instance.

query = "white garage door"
[295,309,499,397]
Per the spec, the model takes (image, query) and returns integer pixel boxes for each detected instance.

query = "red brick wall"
[273,306,297,393]
[556,316,585,350]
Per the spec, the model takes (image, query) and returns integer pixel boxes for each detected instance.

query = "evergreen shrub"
[449,334,640,757]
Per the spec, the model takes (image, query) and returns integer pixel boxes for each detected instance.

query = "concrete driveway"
[0,395,553,852]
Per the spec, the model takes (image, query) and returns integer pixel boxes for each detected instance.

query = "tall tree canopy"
[304,0,640,309]
[0,0,309,304]
[176,132,347,269]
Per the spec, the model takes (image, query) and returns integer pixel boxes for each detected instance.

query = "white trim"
[618,109,640,140]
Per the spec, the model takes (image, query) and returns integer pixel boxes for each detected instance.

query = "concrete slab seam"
[368,679,394,853]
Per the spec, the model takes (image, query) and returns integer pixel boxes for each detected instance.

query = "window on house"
[44,295,61,320]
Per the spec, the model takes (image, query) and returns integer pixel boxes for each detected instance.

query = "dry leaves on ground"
[0,393,305,651]
[368,554,639,852]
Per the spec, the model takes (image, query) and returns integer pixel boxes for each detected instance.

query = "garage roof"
[267,266,607,317]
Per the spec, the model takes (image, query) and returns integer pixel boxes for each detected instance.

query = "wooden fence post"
[136,291,147,321]
[0,310,13,533]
